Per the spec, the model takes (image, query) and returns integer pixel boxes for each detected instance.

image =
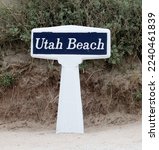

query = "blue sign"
[33,32,107,55]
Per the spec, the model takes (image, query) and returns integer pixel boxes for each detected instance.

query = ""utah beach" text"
[35,38,104,50]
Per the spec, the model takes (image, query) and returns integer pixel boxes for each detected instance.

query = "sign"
[33,32,107,55]
[31,25,111,133]
[31,25,110,59]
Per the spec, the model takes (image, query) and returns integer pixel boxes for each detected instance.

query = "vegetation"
[0,1,142,123]
[0,73,14,87]
[0,0,141,64]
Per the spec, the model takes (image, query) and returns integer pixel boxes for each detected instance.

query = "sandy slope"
[0,121,141,150]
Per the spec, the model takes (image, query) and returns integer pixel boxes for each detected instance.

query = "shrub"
[0,0,141,64]
[0,73,15,87]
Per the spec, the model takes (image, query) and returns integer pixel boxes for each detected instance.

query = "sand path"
[0,121,141,150]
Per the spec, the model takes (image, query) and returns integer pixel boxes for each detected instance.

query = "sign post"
[31,25,111,133]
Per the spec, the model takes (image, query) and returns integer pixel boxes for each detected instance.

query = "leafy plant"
[0,0,141,65]
[0,73,15,87]
[133,90,142,101]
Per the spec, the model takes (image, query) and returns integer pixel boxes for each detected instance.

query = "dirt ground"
[0,52,142,124]
[0,120,141,150]
[0,112,141,150]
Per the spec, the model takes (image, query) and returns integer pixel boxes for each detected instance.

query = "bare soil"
[0,120,141,150]
[0,52,141,125]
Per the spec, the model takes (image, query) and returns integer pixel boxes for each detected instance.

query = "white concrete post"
[56,58,84,133]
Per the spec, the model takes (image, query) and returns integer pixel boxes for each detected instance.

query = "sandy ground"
[0,121,141,150]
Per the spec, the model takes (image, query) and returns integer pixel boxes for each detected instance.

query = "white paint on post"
[57,58,84,133]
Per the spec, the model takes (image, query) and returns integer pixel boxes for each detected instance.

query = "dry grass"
[0,53,141,125]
